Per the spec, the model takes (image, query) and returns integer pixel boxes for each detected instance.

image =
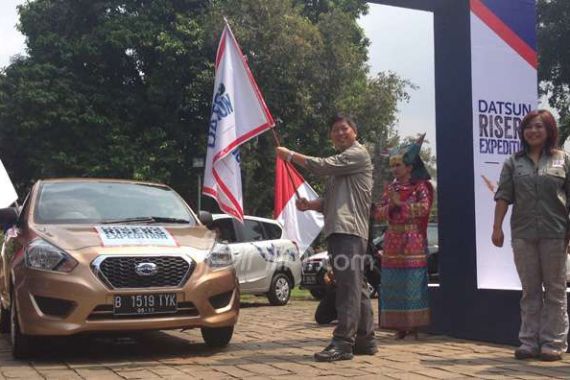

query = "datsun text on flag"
[202,24,274,221]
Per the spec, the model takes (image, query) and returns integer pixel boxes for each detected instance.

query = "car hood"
[306,251,329,261]
[31,224,215,253]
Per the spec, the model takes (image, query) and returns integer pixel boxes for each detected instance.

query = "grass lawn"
[291,287,315,300]
[239,287,317,303]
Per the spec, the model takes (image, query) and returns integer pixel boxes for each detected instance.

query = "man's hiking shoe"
[314,345,353,362]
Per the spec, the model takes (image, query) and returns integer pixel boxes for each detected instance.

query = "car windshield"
[34,182,196,225]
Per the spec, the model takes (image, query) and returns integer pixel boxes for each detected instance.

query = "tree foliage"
[538,0,570,144]
[0,0,411,217]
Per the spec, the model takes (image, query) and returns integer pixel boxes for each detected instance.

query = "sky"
[0,1,436,152]
[0,0,26,68]
[358,3,436,152]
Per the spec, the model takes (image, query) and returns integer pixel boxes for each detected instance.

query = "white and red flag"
[202,23,274,221]
[274,159,323,254]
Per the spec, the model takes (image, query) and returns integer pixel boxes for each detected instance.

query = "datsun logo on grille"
[135,262,158,277]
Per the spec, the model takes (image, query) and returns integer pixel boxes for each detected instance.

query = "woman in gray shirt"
[493,109,570,361]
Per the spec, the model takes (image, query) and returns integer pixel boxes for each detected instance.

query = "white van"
[209,214,301,305]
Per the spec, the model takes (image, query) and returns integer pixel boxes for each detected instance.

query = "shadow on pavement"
[13,331,221,363]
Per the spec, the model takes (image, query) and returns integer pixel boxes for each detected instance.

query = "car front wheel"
[10,295,36,359]
[201,326,234,347]
[267,273,291,306]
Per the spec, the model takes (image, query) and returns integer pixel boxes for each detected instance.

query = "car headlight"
[206,242,233,269]
[25,239,78,272]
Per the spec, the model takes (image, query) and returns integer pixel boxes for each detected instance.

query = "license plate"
[113,293,177,316]
[302,274,318,285]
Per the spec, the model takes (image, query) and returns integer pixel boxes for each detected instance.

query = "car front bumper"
[13,261,239,336]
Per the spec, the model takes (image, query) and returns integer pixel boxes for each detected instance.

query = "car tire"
[309,289,326,300]
[10,295,35,359]
[267,273,292,306]
[0,301,10,333]
[201,326,234,348]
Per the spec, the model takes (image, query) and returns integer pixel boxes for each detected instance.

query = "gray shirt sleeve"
[305,144,368,177]
[494,156,514,204]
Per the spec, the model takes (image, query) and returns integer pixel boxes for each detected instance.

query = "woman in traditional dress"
[374,135,434,339]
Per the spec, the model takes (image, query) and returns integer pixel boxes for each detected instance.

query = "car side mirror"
[0,207,19,227]
[198,211,213,226]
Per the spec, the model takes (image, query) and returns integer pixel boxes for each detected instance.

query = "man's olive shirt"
[305,141,373,240]
[495,150,570,239]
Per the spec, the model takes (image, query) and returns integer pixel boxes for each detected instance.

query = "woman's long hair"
[516,109,559,157]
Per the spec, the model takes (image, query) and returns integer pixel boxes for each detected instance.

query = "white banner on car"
[470,0,537,290]
[0,159,18,208]
[95,225,178,247]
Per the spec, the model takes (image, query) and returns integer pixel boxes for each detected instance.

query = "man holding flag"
[276,114,377,362]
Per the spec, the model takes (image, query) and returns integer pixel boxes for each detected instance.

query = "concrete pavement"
[0,299,568,379]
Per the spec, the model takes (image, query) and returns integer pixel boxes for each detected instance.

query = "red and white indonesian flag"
[274,159,323,254]
[202,24,275,221]
[0,159,17,208]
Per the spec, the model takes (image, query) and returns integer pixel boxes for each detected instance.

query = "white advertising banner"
[470,0,537,290]
[202,24,275,221]
[0,159,18,208]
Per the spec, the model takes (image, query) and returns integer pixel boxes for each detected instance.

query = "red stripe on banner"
[202,186,244,222]
[225,24,275,128]
[470,0,537,69]
[215,29,227,69]
[274,158,306,218]
[213,121,274,162]
[202,186,217,197]
[213,168,244,219]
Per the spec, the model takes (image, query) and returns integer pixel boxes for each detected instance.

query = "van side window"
[209,219,237,243]
[262,222,282,240]
[242,220,264,242]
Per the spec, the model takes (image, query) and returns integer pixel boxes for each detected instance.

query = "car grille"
[94,256,193,289]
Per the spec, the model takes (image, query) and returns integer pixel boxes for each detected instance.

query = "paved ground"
[0,299,569,379]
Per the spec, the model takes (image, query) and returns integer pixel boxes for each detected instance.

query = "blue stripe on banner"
[481,0,536,50]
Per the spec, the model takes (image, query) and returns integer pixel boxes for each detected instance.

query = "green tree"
[0,0,214,200]
[538,0,570,143]
[0,0,410,217]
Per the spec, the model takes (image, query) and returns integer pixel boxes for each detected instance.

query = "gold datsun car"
[0,179,239,358]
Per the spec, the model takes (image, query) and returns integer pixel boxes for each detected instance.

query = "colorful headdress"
[388,133,431,181]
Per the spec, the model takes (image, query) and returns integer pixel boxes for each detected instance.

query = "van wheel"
[201,326,234,347]
[267,273,291,306]
[10,296,35,359]
[0,301,10,333]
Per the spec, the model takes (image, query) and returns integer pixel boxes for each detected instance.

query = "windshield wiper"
[101,217,156,224]
[101,216,191,224]
[149,217,191,224]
